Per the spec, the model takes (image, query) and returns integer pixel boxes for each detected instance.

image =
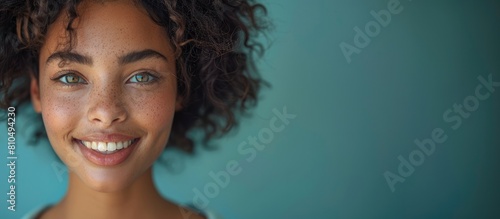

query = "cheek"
[130,87,177,134]
[127,86,177,163]
[39,87,87,167]
[40,88,85,140]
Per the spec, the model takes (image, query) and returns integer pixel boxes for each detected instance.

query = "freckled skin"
[30,0,203,219]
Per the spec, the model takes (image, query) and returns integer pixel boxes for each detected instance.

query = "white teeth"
[117,142,123,149]
[81,140,134,153]
[98,142,107,152]
[108,142,117,152]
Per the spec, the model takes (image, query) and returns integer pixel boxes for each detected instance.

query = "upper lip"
[74,133,138,142]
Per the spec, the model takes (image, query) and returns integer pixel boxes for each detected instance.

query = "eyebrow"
[46,51,92,66]
[118,49,168,65]
[45,49,168,66]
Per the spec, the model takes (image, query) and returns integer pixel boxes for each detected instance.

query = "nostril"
[87,101,127,126]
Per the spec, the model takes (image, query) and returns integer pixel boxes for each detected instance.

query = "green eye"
[129,72,156,83]
[59,73,85,84]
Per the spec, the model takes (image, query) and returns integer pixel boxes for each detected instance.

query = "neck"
[57,167,177,219]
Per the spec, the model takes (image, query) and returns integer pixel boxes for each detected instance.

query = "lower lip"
[76,139,138,166]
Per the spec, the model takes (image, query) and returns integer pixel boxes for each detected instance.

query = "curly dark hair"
[0,0,269,153]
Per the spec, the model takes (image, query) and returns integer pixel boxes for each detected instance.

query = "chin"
[75,166,144,193]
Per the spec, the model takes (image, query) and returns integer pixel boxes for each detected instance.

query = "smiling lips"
[75,137,139,166]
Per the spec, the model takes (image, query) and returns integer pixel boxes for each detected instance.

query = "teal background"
[1,0,500,218]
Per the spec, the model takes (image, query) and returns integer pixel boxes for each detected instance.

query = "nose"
[87,84,127,127]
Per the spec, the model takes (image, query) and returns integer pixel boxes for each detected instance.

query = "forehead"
[40,0,172,64]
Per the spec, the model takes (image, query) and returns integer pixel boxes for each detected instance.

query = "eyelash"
[127,71,159,84]
[52,71,159,86]
[52,72,87,87]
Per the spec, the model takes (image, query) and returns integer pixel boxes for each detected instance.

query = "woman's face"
[31,0,179,192]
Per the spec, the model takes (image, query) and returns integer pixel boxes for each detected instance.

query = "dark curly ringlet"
[0,0,269,153]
